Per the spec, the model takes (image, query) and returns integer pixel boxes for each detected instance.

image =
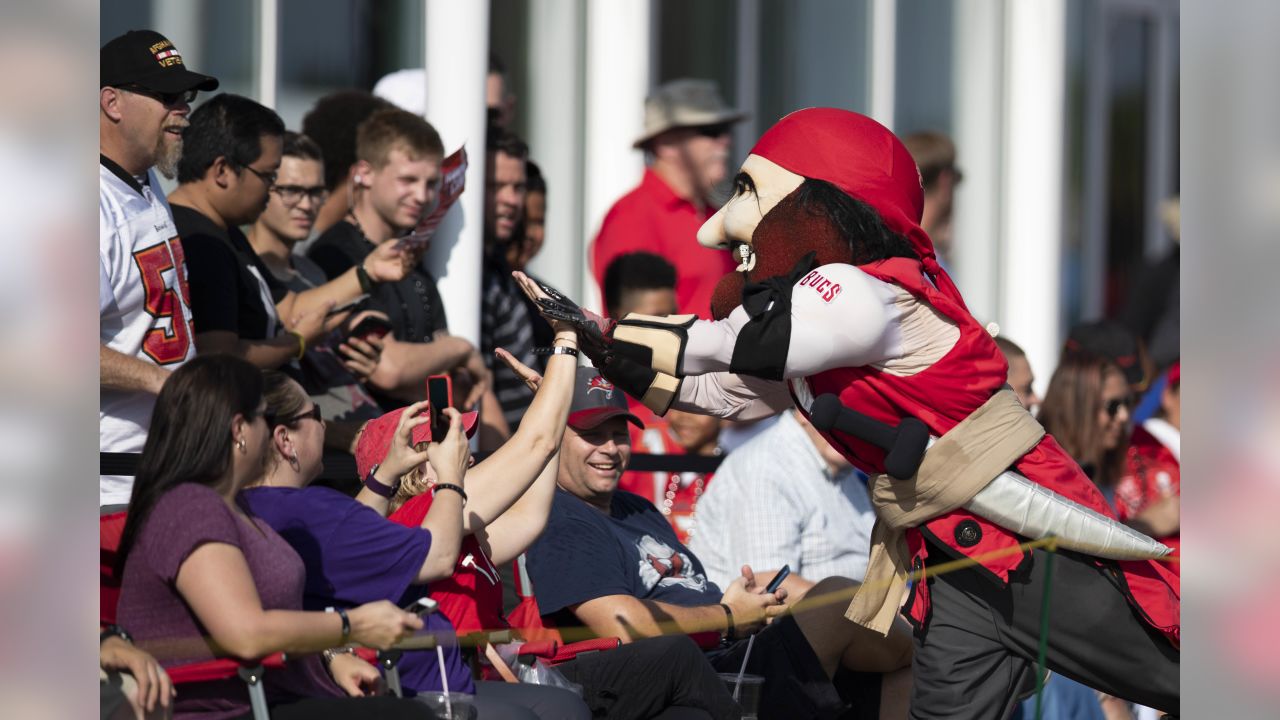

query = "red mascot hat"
[750,107,964,305]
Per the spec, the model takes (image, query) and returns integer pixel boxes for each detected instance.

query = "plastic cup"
[719,672,765,719]
[413,691,478,720]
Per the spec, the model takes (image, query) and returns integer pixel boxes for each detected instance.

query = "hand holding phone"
[348,314,394,343]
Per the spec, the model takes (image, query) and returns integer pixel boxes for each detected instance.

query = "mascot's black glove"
[531,278,689,415]
[530,278,615,365]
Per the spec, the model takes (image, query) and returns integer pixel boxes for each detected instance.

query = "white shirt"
[99,161,196,505]
[689,411,877,589]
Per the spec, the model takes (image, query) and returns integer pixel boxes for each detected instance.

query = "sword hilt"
[809,394,930,480]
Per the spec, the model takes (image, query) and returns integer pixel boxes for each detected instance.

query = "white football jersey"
[99,161,196,505]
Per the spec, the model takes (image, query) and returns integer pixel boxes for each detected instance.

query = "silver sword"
[805,393,1171,560]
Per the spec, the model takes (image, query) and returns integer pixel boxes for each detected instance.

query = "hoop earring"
[289,451,300,470]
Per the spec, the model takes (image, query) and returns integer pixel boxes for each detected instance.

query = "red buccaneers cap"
[568,368,644,431]
[749,108,963,303]
[354,406,479,479]
[101,30,219,94]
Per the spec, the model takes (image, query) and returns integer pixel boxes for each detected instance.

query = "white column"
[868,0,897,129]
[999,0,1067,393]
[422,0,490,345]
[581,0,652,313]
[733,0,762,155]
[256,0,278,109]
[525,0,587,300]
[950,0,1004,324]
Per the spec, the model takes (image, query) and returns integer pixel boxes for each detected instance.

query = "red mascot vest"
[793,257,1180,644]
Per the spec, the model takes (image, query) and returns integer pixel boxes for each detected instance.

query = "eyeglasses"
[1104,397,1132,419]
[241,165,278,187]
[694,123,733,138]
[117,85,198,108]
[271,184,329,207]
[270,405,324,427]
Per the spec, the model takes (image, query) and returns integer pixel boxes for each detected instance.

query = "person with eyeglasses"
[589,79,744,318]
[99,30,219,510]
[169,95,414,382]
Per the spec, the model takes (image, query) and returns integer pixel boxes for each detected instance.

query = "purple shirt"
[117,483,343,720]
[240,485,473,694]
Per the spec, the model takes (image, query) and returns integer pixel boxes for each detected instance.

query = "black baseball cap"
[1063,320,1145,388]
[568,367,644,431]
[101,30,218,94]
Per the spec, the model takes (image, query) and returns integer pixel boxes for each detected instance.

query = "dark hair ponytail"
[115,354,264,576]
[793,178,919,265]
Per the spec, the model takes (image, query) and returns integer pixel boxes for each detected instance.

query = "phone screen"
[426,375,452,440]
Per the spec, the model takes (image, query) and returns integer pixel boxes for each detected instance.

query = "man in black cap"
[99,30,218,510]
[524,368,914,720]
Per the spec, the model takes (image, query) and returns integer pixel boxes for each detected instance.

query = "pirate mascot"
[518,108,1178,718]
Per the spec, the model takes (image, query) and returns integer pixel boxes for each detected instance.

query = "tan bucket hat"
[633,78,746,148]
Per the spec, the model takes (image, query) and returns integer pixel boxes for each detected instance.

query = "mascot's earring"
[735,244,758,273]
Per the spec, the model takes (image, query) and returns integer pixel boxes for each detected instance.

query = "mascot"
[518,108,1178,718]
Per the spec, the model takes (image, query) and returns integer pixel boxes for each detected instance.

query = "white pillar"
[525,0,587,300]
[733,0,762,155]
[581,0,652,313]
[422,0,490,345]
[868,0,897,129]
[951,0,1004,325]
[256,0,278,109]
[999,0,1066,394]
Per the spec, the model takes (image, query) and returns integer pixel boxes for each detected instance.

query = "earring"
[237,438,246,453]
[289,451,300,470]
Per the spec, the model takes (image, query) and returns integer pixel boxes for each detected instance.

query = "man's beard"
[154,135,182,179]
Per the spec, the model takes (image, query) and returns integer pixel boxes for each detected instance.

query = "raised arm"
[459,327,578,530]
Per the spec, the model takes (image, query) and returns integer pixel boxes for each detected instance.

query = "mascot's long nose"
[697,206,727,249]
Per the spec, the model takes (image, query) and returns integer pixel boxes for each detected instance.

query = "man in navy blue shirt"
[526,370,915,719]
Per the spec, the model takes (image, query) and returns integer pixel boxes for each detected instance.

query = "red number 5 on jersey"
[132,240,194,365]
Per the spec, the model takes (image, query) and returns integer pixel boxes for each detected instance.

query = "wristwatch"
[100,624,133,645]
[362,463,400,498]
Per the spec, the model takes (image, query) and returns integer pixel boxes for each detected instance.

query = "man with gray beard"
[99,30,217,509]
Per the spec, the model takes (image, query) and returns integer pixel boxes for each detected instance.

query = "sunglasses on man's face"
[117,85,198,108]
[694,123,733,138]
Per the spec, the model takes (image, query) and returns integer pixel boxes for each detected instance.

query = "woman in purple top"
[241,369,591,720]
[115,355,435,720]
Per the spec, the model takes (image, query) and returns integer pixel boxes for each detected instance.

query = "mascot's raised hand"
[511,270,695,415]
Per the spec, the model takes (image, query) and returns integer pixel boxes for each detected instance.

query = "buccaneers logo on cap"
[586,375,615,399]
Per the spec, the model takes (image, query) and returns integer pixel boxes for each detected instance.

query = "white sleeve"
[681,263,900,379]
[673,372,792,421]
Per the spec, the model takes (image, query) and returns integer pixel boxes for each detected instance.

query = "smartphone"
[348,315,394,343]
[765,565,791,594]
[426,374,453,440]
[402,596,439,616]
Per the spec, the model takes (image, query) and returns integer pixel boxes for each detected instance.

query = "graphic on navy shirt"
[635,533,707,593]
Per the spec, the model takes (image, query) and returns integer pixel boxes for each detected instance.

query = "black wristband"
[100,624,132,645]
[432,483,467,506]
[534,345,579,357]
[719,603,736,643]
[356,263,374,294]
[326,606,350,641]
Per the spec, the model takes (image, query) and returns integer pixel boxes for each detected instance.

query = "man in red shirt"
[590,79,743,318]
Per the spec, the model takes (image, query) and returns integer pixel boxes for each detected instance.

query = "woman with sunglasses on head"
[242,351,590,720]
[1037,353,1134,508]
[114,355,431,720]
